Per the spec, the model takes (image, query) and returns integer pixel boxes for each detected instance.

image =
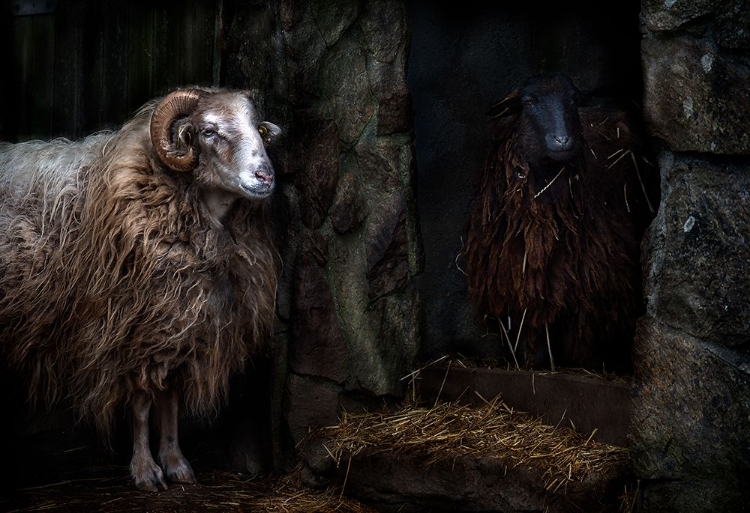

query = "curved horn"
[150,89,206,172]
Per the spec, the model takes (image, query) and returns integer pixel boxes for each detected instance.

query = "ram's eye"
[258,125,268,138]
[202,129,216,138]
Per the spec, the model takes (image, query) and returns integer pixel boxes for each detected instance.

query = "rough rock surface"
[642,36,750,154]
[631,318,750,511]
[634,0,750,510]
[642,154,750,345]
[224,1,421,453]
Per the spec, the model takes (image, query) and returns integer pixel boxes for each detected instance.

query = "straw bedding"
[310,396,629,496]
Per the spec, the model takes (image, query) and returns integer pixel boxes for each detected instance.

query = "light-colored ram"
[0,88,281,491]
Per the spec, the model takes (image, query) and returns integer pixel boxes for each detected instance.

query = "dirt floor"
[0,428,374,513]
[2,467,375,513]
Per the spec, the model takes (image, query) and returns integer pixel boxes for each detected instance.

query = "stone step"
[330,449,632,512]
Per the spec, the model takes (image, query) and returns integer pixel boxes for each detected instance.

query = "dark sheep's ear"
[578,87,614,109]
[487,90,521,118]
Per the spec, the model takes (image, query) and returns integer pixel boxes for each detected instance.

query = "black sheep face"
[512,73,584,175]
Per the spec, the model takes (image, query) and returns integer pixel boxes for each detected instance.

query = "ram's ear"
[150,88,205,172]
[258,121,282,146]
[487,90,521,118]
[174,119,196,152]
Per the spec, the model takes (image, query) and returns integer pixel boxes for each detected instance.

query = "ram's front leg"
[130,391,168,491]
[156,385,196,485]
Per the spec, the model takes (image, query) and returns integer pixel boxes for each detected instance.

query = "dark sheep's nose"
[548,134,573,152]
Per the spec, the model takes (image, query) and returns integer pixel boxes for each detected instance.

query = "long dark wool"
[0,105,277,437]
[464,106,655,370]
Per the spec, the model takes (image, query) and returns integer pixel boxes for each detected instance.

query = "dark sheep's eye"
[202,129,216,138]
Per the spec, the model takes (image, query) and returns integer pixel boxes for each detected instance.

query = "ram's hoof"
[132,460,168,492]
[160,453,196,485]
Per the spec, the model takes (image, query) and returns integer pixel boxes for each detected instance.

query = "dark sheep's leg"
[156,386,196,485]
[130,391,168,491]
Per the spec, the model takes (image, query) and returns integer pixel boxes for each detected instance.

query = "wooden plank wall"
[2,0,222,142]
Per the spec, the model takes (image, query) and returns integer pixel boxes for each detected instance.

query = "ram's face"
[192,92,281,201]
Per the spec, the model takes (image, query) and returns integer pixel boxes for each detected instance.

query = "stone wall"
[222,0,421,464]
[631,1,750,511]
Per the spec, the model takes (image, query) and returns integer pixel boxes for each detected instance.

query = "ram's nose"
[255,165,275,188]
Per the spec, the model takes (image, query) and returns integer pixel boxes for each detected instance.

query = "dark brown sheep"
[0,88,281,491]
[463,72,658,372]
